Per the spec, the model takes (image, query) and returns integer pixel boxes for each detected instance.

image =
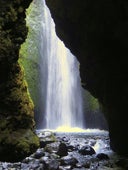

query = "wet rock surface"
[0,0,39,161]
[0,130,127,170]
[57,143,68,157]
[79,145,96,156]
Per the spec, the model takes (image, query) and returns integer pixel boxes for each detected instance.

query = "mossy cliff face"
[19,0,45,127]
[0,0,39,162]
[46,0,128,156]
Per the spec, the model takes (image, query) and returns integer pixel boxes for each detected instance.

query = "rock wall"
[46,0,128,156]
[19,0,45,128]
[0,0,39,162]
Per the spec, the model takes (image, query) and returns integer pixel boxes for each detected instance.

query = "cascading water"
[39,0,84,129]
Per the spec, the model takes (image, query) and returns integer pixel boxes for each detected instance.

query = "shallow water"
[0,129,127,170]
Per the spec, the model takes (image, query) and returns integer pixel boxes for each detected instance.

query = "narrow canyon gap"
[21,0,107,131]
[39,0,84,129]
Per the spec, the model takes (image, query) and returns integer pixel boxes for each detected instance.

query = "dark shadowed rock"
[67,145,75,152]
[116,158,128,169]
[60,156,78,167]
[34,149,45,159]
[79,145,96,155]
[40,140,47,148]
[57,143,68,157]
[82,161,91,168]
[96,153,109,160]
[46,0,128,156]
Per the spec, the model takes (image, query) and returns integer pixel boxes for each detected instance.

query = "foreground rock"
[37,131,56,148]
[0,130,127,169]
[96,153,109,160]
[0,0,39,161]
[79,145,96,155]
[57,143,68,157]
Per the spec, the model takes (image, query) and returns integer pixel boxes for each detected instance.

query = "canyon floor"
[0,129,128,170]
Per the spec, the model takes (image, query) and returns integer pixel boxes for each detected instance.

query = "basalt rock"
[79,145,96,156]
[96,153,109,160]
[57,143,68,157]
[0,0,39,162]
[46,0,128,156]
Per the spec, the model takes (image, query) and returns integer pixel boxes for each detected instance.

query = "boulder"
[79,145,96,155]
[57,142,68,157]
[60,156,78,166]
[96,153,109,160]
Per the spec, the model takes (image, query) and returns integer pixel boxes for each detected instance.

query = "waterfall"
[39,0,84,129]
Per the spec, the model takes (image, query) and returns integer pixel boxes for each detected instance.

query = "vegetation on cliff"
[0,62,39,162]
[0,0,39,162]
[19,0,44,109]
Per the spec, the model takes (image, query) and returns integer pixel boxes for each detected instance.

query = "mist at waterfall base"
[37,0,108,131]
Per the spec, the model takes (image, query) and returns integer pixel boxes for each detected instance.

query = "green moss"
[0,129,39,162]
[0,119,8,131]
[8,5,18,21]
[19,0,44,108]
[16,129,39,152]
[83,90,99,111]
[0,0,39,162]
[88,95,99,111]
[0,62,39,161]
[19,56,39,106]
[3,62,34,111]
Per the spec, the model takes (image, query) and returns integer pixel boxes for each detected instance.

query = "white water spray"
[39,0,84,129]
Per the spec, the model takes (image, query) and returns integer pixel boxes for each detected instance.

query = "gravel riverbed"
[0,129,128,170]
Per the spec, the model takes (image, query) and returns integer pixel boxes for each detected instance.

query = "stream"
[0,129,128,170]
